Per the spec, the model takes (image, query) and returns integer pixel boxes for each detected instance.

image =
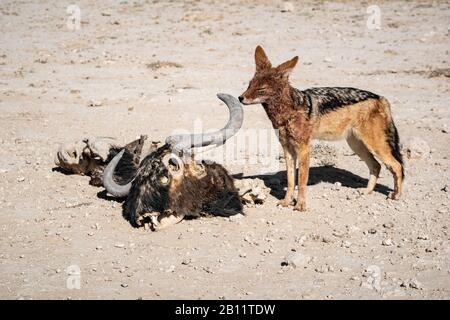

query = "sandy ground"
[0,0,449,299]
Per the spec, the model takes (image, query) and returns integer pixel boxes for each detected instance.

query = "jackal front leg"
[278,145,296,207]
[294,142,310,212]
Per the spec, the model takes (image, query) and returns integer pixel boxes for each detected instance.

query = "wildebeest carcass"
[102,94,244,230]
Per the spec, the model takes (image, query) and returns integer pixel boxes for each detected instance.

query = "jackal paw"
[294,202,306,212]
[387,191,400,200]
[357,188,373,196]
[277,199,292,207]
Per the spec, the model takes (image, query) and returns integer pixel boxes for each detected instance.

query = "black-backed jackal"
[239,46,404,211]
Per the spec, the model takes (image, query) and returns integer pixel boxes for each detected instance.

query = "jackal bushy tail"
[381,98,404,179]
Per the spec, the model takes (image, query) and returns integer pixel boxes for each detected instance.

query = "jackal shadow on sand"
[235,166,392,200]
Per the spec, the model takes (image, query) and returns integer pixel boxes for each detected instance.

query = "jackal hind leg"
[357,128,404,200]
[346,133,381,195]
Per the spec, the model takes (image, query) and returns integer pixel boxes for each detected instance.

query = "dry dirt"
[0,0,449,299]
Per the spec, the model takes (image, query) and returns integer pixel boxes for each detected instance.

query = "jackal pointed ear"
[255,45,272,72]
[275,56,299,78]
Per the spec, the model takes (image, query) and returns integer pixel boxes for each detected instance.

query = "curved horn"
[102,149,133,197]
[165,93,243,151]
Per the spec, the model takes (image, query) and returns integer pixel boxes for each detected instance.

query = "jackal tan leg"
[294,143,310,212]
[278,145,296,207]
[346,133,381,195]
[357,127,404,200]
[372,151,403,200]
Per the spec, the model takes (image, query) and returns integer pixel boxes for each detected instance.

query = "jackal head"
[239,46,298,105]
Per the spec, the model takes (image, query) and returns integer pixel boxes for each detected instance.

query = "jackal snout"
[238,93,262,105]
[239,80,267,105]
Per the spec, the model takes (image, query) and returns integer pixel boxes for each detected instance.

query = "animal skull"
[55,135,149,187]
[55,137,119,174]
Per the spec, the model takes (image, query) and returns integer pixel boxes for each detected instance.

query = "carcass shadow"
[233,166,392,200]
[51,166,75,175]
[96,189,125,203]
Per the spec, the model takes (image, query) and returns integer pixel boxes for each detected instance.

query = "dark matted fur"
[174,162,243,217]
[89,136,146,186]
[124,144,242,227]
